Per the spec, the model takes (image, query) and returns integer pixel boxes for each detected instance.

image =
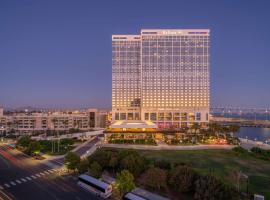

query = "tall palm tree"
[51,118,57,153]
[191,122,200,143]
[31,119,36,135]
[63,119,68,129]
[7,121,12,134]
[208,123,222,136]
[13,119,19,139]
[229,124,240,136]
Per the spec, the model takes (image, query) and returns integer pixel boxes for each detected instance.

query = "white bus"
[78,174,112,198]
[123,192,147,200]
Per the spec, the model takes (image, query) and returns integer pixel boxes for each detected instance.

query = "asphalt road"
[0,144,102,200]
[48,136,99,167]
[73,136,99,156]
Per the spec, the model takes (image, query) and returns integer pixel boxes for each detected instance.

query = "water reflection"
[237,127,270,142]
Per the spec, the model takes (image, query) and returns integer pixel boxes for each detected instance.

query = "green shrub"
[194,175,234,200]
[168,165,197,193]
[251,147,270,160]
[232,146,248,154]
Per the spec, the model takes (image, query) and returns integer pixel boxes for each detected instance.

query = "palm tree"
[229,124,240,136]
[13,119,19,139]
[51,118,57,153]
[208,123,222,136]
[31,119,36,135]
[7,121,12,134]
[191,122,200,134]
[42,119,47,138]
[63,119,68,129]
[191,122,200,143]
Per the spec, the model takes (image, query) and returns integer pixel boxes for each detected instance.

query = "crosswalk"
[0,168,59,190]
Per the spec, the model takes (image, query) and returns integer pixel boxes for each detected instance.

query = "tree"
[88,161,102,178]
[51,118,58,153]
[141,167,167,190]
[194,175,232,200]
[191,123,201,143]
[26,141,41,155]
[169,165,196,193]
[64,152,80,171]
[191,122,201,134]
[208,123,222,136]
[109,152,119,173]
[16,136,31,149]
[13,120,19,137]
[78,159,89,174]
[111,184,122,200]
[120,153,146,178]
[116,170,135,196]
[88,149,112,168]
[228,125,240,135]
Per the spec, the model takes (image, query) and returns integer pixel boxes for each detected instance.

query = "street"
[0,144,102,200]
[48,136,100,166]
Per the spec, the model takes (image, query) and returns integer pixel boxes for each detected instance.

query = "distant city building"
[0,108,110,135]
[112,29,210,128]
[0,107,3,117]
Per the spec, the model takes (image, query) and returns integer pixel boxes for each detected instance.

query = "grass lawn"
[138,149,270,199]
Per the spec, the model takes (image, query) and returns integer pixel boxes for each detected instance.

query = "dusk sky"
[1,0,270,109]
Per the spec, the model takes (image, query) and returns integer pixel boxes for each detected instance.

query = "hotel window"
[145,113,149,120]
[150,113,157,121]
[120,113,126,120]
[196,113,201,121]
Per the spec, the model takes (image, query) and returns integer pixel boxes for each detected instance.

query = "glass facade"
[141,30,209,109]
[112,30,210,127]
[112,35,141,120]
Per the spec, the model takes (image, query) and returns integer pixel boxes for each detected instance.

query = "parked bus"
[123,192,147,200]
[78,174,112,198]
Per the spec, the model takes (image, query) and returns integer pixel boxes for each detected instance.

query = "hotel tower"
[112,29,210,128]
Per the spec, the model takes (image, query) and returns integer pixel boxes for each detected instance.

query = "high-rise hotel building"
[112,29,210,128]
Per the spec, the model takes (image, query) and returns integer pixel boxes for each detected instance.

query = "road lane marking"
[48,169,55,173]
[10,181,16,186]
[39,172,45,176]
[4,184,10,188]
[0,190,13,200]
[44,171,50,175]
[31,175,37,179]
[0,185,4,190]
[15,180,22,184]
[21,178,27,182]
[36,174,41,177]
[26,177,31,180]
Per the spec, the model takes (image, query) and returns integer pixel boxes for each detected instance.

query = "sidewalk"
[101,143,235,151]
[239,138,270,150]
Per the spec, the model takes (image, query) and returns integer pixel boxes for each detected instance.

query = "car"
[33,155,45,160]
[8,143,16,148]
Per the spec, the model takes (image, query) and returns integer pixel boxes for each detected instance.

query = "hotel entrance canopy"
[107,120,158,133]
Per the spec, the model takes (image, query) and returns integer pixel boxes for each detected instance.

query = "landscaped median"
[16,135,80,157]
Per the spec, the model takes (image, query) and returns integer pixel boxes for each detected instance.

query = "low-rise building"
[0,107,109,135]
